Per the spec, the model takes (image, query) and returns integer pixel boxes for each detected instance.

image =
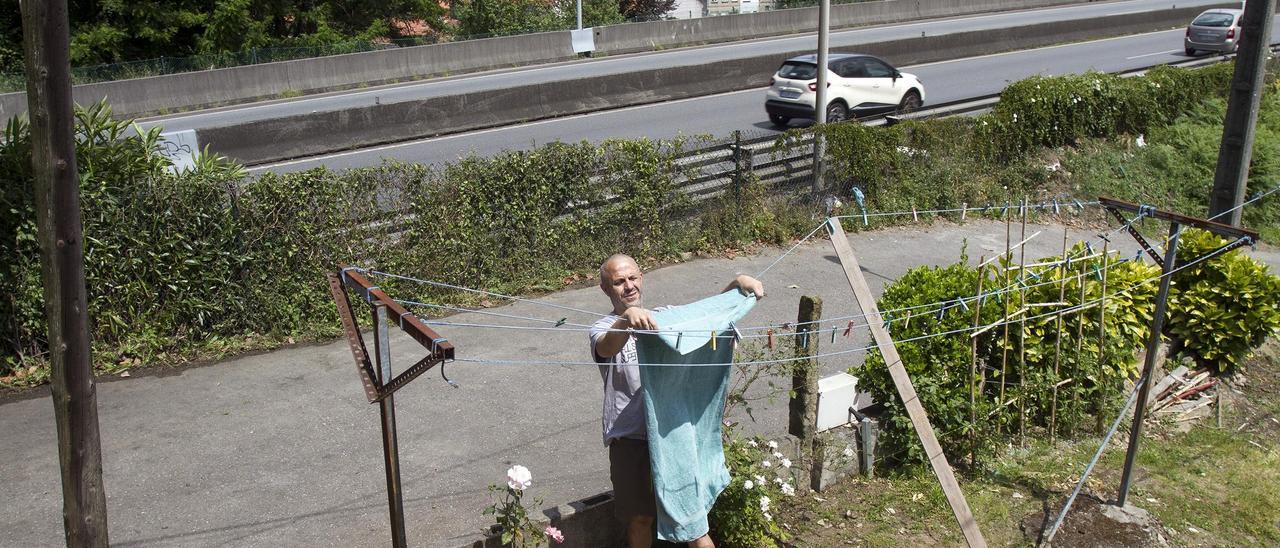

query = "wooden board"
[827,219,988,548]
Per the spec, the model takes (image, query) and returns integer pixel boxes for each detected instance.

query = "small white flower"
[843,445,855,458]
[506,465,532,491]
[767,440,778,450]
[743,480,754,490]
[760,496,771,512]
[780,458,792,468]
[1029,97,1036,103]
[772,451,784,459]
[754,474,766,485]
[761,460,772,468]
[781,483,796,496]
[747,440,758,447]
[764,511,773,521]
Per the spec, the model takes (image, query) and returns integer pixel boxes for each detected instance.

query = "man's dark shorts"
[609,437,656,522]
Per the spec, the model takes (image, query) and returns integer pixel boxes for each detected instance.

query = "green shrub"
[710,431,794,547]
[858,252,1002,465]
[859,244,1159,466]
[1168,228,1280,373]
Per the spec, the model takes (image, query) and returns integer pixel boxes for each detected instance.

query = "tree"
[618,0,676,20]
[455,0,621,37]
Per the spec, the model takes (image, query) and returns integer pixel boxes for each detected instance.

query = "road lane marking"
[1126,49,1182,59]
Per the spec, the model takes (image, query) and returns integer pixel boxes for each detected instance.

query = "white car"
[764,53,925,128]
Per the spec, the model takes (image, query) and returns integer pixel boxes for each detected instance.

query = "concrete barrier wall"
[201,5,1212,166]
[0,0,1091,120]
[594,0,1086,55]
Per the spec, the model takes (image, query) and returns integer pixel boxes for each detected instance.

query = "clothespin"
[676,331,683,347]
[1064,254,1072,269]
[957,297,970,312]
[1001,203,1010,217]
[830,323,837,344]
[912,205,919,222]
[936,304,948,320]
[710,331,717,351]
[1053,198,1060,215]
[844,320,855,337]
[767,329,776,350]
[731,323,743,344]
[904,310,912,329]
[554,318,566,327]
[782,322,792,331]
[852,186,869,226]
[1134,249,1143,262]
[1073,199,1084,212]
[1093,263,1103,281]
[882,312,893,330]
[1085,241,1094,254]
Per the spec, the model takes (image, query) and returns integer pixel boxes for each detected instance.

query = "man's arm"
[725,274,766,299]
[594,307,657,359]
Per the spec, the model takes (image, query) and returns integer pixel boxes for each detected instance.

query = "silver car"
[1185,8,1243,55]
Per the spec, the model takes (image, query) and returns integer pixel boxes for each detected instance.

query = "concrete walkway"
[4,220,1270,547]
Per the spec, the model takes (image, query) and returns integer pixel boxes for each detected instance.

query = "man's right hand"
[620,306,657,331]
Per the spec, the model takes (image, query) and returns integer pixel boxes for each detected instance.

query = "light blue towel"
[637,290,757,542]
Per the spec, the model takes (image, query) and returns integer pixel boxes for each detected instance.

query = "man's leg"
[627,515,655,548]
[687,533,715,547]
[609,438,658,548]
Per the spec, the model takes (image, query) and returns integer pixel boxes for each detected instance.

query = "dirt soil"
[1021,495,1165,547]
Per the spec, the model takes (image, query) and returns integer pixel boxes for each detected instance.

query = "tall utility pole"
[811,0,830,194]
[1207,0,1275,226]
[20,0,110,545]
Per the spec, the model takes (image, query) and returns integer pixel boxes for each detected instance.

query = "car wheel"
[897,91,922,115]
[1185,47,1196,56]
[825,102,848,124]
[769,114,791,128]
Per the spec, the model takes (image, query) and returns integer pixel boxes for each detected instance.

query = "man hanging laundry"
[591,254,764,547]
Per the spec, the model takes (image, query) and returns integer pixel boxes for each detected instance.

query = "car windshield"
[1192,13,1236,27]
[777,61,818,80]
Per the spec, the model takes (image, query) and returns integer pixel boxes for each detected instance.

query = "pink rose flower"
[544,525,565,543]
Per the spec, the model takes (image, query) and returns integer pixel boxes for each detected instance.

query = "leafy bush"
[1168,229,1280,373]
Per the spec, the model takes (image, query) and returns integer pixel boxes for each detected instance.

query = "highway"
[140,0,1224,135]
[249,21,1271,174]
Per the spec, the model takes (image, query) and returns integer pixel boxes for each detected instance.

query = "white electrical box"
[816,372,859,432]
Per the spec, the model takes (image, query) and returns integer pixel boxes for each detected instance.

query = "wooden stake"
[969,260,986,468]
[789,296,823,493]
[1018,197,1028,446]
[1095,241,1110,434]
[1073,267,1087,436]
[1050,230,1069,443]
[999,209,1012,433]
[827,220,987,548]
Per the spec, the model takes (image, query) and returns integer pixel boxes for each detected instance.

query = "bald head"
[599,254,643,313]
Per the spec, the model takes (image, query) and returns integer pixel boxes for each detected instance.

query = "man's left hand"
[732,275,765,298]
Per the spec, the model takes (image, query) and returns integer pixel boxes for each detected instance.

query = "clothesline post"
[788,295,823,493]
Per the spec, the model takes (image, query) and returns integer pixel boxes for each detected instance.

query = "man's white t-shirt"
[590,314,647,446]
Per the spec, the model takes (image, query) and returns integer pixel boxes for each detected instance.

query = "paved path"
[4,220,1273,547]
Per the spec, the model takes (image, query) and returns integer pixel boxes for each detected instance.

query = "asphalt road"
[248,24,1247,174]
[140,0,1225,136]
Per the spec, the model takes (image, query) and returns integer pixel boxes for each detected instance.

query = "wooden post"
[827,219,987,548]
[20,0,110,545]
[789,295,822,492]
